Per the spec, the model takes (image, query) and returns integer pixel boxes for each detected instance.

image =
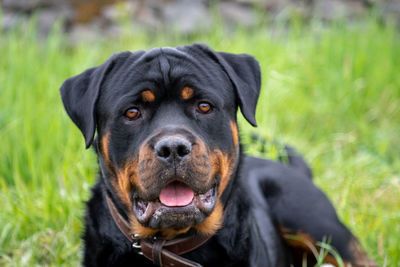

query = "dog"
[60,43,376,267]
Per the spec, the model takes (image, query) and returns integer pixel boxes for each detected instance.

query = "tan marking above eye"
[181,86,194,100]
[141,90,155,102]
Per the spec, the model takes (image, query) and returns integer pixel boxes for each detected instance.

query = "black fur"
[60,44,371,267]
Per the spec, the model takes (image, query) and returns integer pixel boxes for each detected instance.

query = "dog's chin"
[133,182,218,229]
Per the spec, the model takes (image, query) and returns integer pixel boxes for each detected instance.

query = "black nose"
[154,136,192,163]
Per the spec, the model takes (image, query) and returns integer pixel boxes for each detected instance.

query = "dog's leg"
[243,157,376,267]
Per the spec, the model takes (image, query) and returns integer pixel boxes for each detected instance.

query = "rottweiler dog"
[60,43,376,267]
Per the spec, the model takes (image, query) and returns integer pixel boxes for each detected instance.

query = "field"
[0,16,399,266]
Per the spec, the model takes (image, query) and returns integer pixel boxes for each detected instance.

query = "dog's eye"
[197,102,212,114]
[125,107,141,120]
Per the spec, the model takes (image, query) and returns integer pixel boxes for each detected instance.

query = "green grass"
[0,16,399,266]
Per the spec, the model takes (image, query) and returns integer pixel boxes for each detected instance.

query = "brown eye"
[198,102,212,114]
[125,107,141,120]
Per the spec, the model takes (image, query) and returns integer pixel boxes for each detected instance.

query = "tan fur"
[193,201,223,235]
[281,227,317,251]
[101,132,118,173]
[160,227,191,240]
[189,139,214,184]
[210,149,236,197]
[112,158,143,209]
[280,226,359,267]
[101,133,110,164]
[181,86,194,100]
[131,217,158,238]
[137,144,160,189]
[230,121,239,151]
[141,90,155,102]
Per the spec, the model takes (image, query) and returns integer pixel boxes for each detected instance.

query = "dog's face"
[60,44,260,238]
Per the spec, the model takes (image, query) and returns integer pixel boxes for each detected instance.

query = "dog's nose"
[154,136,192,163]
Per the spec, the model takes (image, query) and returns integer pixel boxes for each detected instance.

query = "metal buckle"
[131,234,141,249]
[132,241,141,249]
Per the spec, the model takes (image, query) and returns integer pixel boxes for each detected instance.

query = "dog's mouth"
[133,181,217,229]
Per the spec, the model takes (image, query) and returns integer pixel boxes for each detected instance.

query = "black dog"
[60,43,376,267]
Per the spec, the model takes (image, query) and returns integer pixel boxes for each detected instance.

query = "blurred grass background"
[0,13,399,266]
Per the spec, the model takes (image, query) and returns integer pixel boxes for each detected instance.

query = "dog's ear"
[192,43,261,127]
[60,52,132,148]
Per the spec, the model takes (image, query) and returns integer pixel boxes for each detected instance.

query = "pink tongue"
[159,182,194,207]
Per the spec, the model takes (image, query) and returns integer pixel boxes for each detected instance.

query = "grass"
[0,14,399,266]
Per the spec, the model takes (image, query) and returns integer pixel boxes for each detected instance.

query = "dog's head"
[60,44,261,238]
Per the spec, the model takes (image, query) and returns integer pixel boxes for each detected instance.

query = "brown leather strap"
[141,241,203,267]
[162,235,213,255]
[105,193,134,242]
[105,194,213,267]
[152,240,166,266]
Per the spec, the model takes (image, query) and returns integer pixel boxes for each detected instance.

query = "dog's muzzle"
[134,133,218,229]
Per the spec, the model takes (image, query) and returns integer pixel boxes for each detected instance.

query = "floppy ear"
[192,43,261,127]
[60,52,129,148]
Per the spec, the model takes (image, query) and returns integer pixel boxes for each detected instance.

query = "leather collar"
[105,193,212,267]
